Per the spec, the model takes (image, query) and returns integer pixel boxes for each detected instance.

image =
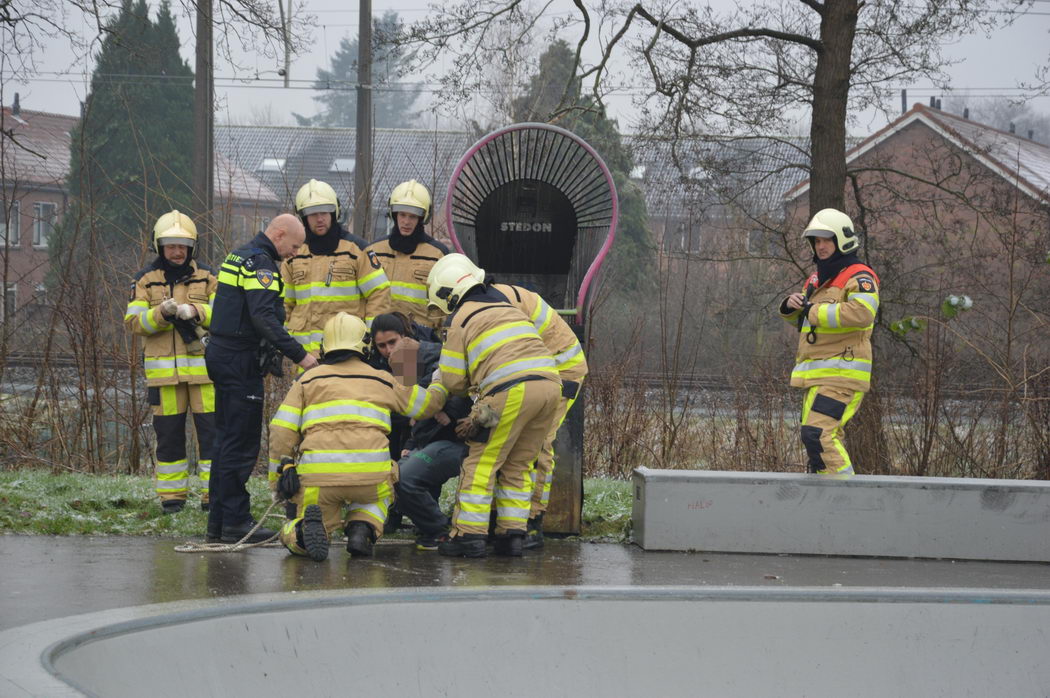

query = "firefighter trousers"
[528,379,582,518]
[279,481,394,556]
[799,385,864,477]
[452,379,560,537]
[150,383,215,502]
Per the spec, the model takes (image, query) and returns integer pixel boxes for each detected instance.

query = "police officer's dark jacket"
[210,232,307,363]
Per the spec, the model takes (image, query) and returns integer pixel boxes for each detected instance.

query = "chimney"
[1009,122,1016,134]
[1028,129,1034,140]
[929,96,936,108]
[935,98,942,110]
[963,107,969,119]
[901,89,907,115]
[12,93,19,116]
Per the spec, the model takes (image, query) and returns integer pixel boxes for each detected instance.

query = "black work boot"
[345,521,376,557]
[161,500,185,515]
[492,532,525,557]
[221,520,277,544]
[300,505,329,561]
[206,524,221,543]
[438,533,488,558]
[524,514,544,550]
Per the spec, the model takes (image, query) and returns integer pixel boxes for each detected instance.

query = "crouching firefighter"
[270,312,448,561]
[778,208,880,477]
[424,254,561,558]
[124,211,217,514]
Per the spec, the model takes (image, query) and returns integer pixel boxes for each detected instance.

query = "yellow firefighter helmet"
[322,312,370,356]
[152,210,198,255]
[389,179,432,224]
[803,208,859,254]
[295,179,340,218]
[426,253,484,315]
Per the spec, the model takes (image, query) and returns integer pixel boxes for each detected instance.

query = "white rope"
[174,499,284,553]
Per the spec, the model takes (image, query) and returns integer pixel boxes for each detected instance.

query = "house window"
[258,158,285,172]
[1,200,20,247]
[2,283,16,321]
[747,229,775,256]
[33,201,56,248]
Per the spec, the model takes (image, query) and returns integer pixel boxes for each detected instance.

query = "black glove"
[276,457,300,501]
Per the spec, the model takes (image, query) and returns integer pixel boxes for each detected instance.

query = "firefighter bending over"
[270,312,448,562]
[423,254,561,558]
[779,208,880,477]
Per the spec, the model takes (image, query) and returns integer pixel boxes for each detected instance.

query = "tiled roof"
[0,108,76,187]
[214,153,280,204]
[787,103,1050,203]
[0,108,279,203]
[215,124,473,232]
[626,135,814,219]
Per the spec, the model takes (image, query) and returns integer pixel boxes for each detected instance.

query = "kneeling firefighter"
[270,312,448,561]
[424,254,561,558]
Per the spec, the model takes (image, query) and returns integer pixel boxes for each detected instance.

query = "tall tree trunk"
[810,1,887,472]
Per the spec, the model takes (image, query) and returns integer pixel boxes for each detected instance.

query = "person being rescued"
[268,312,448,562]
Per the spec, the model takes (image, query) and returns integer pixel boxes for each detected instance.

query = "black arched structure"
[445,124,618,534]
[445,122,617,325]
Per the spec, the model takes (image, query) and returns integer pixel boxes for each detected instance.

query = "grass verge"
[0,470,632,541]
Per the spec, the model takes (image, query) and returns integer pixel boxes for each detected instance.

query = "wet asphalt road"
[2,535,1049,631]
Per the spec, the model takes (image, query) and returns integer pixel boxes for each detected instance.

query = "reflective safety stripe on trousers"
[792,357,872,384]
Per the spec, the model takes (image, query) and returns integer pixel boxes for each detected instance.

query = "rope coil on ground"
[174,499,285,553]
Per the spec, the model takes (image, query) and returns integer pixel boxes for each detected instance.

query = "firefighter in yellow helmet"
[283,179,392,355]
[366,180,449,330]
[123,211,217,513]
[421,254,561,557]
[270,312,448,561]
[779,208,880,477]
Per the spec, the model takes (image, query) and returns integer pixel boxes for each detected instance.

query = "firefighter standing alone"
[367,180,449,330]
[779,208,880,477]
[124,211,217,514]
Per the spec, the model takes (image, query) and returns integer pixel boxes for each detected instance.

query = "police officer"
[367,180,449,330]
[124,211,217,514]
[205,214,319,543]
[425,254,561,558]
[270,312,448,562]
[779,208,880,477]
[284,179,391,354]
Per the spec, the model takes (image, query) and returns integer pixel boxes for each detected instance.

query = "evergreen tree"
[54,0,194,276]
[294,11,423,128]
[512,39,653,295]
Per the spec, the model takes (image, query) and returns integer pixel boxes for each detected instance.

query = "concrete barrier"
[632,467,1050,561]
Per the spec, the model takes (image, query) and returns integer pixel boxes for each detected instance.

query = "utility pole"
[278,0,292,88]
[192,0,214,257]
[352,0,373,240]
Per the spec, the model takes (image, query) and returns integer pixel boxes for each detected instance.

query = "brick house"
[0,102,285,319]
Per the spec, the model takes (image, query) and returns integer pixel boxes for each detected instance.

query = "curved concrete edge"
[6,586,1050,697]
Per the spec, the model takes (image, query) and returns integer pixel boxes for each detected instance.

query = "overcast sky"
[10,0,1050,135]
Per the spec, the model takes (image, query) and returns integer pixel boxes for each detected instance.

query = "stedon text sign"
[500,221,554,232]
